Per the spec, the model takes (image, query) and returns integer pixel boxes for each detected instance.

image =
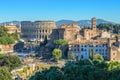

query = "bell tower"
[92,17,96,30]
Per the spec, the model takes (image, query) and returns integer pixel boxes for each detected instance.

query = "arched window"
[46,30,47,33]
[42,35,44,38]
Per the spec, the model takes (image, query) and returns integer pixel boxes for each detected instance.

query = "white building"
[68,41,108,60]
[101,31,111,38]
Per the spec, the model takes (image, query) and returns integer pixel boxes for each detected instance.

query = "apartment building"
[68,39,108,60]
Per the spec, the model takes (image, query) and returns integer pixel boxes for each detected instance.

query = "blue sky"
[0,0,120,23]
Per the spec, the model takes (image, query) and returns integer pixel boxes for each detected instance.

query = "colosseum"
[21,21,57,44]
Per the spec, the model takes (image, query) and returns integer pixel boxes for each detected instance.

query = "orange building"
[58,22,81,42]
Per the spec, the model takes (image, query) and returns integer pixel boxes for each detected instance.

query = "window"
[96,49,98,51]
[42,35,44,38]
[81,48,84,51]
[106,49,107,51]
[106,53,107,55]
[74,45,76,47]
[46,30,47,33]
[74,49,76,51]
[102,53,104,55]
[40,30,41,33]
[102,44,104,47]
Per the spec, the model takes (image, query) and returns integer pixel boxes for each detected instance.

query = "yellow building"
[4,23,21,34]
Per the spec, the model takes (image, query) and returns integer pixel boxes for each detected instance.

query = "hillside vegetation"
[97,23,120,34]
[30,59,120,80]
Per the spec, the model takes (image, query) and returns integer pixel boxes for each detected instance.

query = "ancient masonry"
[21,21,57,44]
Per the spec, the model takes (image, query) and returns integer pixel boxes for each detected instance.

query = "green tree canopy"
[69,53,75,61]
[54,39,67,48]
[0,26,20,45]
[97,23,120,34]
[52,49,62,62]
[11,32,20,40]
[0,36,15,45]
[93,54,104,61]
[0,54,22,71]
[30,60,120,80]
[0,26,8,37]
[0,67,12,80]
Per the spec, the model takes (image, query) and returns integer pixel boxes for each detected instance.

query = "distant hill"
[0,19,116,27]
[56,19,116,27]
[0,21,20,26]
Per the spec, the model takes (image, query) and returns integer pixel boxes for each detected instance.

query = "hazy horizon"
[0,18,118,24]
